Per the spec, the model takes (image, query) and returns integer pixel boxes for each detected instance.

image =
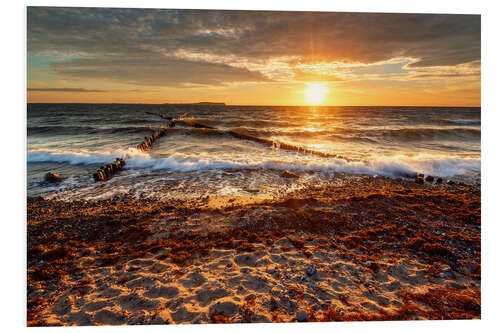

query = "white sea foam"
[28,148,480,179]
[27,147,148,165]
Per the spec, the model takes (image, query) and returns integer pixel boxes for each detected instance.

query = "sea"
[27,104,481,201]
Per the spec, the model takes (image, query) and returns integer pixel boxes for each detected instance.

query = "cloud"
[410,73,479,79]
[27,7,480,87]
[27,87,108,92]
[293,70,342,82]
[49,56,270,87]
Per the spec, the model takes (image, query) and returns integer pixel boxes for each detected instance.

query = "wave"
[377,127,480,141]
[180,117,292,128]
[27,148,480,178]
[331,126,481,142]
[173,124,480,144]
[227,126,379,144]
[441,119,481,126]
[28,125,157,136]
[124,153,480,178]
[27,148,147,166]
[111,126,156,134]
[27,125,100,136]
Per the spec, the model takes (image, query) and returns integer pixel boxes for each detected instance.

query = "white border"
[3,1,500,332]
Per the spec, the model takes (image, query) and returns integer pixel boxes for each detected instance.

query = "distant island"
[162,102,226,106]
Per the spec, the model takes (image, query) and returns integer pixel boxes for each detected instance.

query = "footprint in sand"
[170,306,200,323]
[98,287,122,298]
[143,286,179,299]
[82,300,114,312]
[242,274,271,292]
[93,309,126,325]
[209,301,239,317]
[125,276,157,289]
[195,287,230,307]
[117,293,159,311]
[180,271,207,288]
[66,311,93,326]
[234,252,266,267]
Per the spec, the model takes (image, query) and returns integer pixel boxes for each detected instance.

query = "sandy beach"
[27,174,481,325]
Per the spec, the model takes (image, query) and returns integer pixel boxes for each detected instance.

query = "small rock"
[415,177,424,184]
[306,264,317,276]
[281,170,299,179]
[44,171,62,183]
[436,177,443,184]
[446,179,456,185]
[297,310,308,322]
[425,175,434,183]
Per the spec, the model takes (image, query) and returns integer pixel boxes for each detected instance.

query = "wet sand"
[27,174,481,326]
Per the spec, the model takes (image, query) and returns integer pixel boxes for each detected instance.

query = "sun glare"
[304,83,329,105]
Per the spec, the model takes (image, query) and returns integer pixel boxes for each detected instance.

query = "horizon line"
[26,102,481,108]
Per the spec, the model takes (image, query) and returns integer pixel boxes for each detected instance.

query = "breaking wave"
[27,148,480,179]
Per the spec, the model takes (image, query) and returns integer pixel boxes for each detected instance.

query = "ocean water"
[27,104,481,200]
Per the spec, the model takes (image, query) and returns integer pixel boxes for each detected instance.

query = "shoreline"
[27,175,481,325]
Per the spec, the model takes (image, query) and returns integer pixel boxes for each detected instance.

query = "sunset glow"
[27,8,480,106]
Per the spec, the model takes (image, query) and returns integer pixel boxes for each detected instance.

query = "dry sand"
[27,175,481,326]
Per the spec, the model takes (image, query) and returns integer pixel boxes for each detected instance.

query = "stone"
[281,170,299,179]
[436,177,443,184]
[446,179,456,185]
[297,310,308,322]
[306,264,317,276]
[44,171,62,183]
[415,177,424,184]
[425,175,434,182]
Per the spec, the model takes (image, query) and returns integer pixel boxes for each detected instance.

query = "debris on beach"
[44,171,62,183]
[281,170,300,179]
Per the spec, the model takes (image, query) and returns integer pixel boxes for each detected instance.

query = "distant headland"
[162,102,226,106]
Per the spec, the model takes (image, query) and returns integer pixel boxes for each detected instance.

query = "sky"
[27,7,481,106]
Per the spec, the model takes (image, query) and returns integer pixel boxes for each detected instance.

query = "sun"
[304,83,329,105]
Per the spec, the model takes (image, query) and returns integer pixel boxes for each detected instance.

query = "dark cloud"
[27,87,108,92]
[49,56,270,87]
[27,7,480,86]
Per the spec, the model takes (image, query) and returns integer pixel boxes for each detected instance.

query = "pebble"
[297,310,308,322]
[281,170,300,179]
[44,171,62,183]
[306,264,317,276]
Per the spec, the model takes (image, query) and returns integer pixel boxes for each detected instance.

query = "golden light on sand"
[304,83,329,105]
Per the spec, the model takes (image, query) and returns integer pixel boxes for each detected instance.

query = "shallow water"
[27,104,481,200]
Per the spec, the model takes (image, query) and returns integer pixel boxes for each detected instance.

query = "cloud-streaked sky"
[27,7,480,105]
